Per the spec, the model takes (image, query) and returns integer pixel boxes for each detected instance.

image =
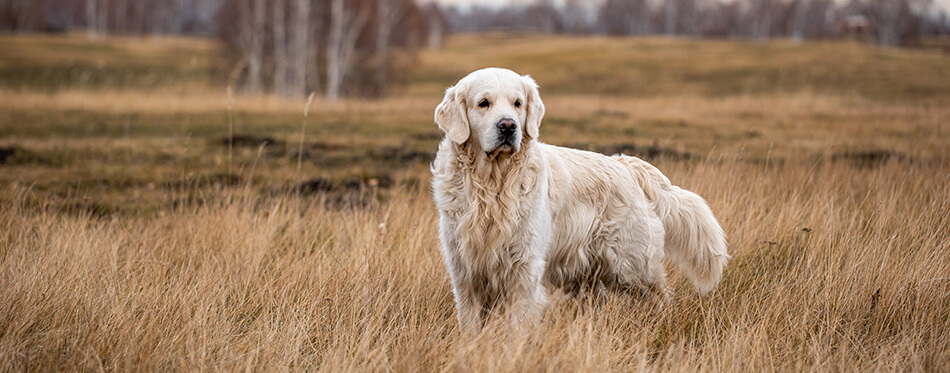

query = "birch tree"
[422,3,446,49]
[238,0,265,95]
[273,0,289,96]
[286,0,313,97]
[374,0,411,95]
[86,0,98,38]
[326,0,369,101]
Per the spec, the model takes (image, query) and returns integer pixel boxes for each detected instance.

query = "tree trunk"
[792,0,808,41]
[133,0,145,34]
[326,0,345,101]
[86,0,97,38]
[244,0,266,95]
[427,18,443,49]
[307,2,323,95]
[664,1,677,35]
[97,0,108,34]
[273,0,289,96]
[115,0,127,34]
[327,0,368,101]
[375,0,403,97]
[287,0,310,97]
[637,0,650,35]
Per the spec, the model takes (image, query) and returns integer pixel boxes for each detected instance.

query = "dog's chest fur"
[432,140,551,305]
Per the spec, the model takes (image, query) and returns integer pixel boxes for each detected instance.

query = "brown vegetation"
[1,33,949,370]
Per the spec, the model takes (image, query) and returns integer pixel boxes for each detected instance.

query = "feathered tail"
[616,156,730,294]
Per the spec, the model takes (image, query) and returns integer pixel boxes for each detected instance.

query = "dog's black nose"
[496,118,517,136]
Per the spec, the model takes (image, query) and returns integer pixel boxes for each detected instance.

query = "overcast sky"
[427,0,950,13]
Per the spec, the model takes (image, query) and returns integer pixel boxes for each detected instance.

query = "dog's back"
[539,143,729,296]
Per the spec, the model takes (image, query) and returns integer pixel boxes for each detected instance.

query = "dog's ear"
[522,75,545,139]
[435,85,470,144]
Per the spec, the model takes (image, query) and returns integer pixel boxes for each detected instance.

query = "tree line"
[218,0,444,99]
[447,0,949,47]
[0,0,446,100]
[0,0,220,35]
[2,0,947,97]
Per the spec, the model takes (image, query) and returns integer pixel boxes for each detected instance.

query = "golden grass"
[2,33,950,370]
[2,159,949,370]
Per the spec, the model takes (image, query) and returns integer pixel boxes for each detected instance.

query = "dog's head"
[435,68,545,159]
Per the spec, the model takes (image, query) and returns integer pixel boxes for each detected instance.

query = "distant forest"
[0,0,447,99]
[447,0,949,47]
[1,0,947,99]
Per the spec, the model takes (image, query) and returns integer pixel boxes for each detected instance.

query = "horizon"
[429,0,950,14]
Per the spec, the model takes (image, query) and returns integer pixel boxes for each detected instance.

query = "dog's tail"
[615,156,729,295]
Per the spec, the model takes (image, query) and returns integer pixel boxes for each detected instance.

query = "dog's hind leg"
[643,213,671,302]
[602,208,670,302]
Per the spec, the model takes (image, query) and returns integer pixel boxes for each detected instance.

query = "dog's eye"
[478,99,490,108]
[514,99,522,108]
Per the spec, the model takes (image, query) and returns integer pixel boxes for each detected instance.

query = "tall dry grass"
[3,32,949,371]
[2,157,948,371]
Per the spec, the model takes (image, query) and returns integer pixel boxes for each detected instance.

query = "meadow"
[1,32,948,371]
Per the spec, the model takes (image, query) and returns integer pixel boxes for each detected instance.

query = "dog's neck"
[446,137,541,267]
[453,139,534,191]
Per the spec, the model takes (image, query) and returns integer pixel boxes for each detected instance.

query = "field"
[1,33,949,370]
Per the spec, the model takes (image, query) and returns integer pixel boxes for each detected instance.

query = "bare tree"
[676,0,703,36]
[86,0,97,38]
[526,0,562,33]
[747,0,775,40]
[132,0,145,34]
[422,3,447,49]
[326,0,369,101]
[374,0,411,96]
[215,0,428,99]
[97,0,108,34]
[560,0,592,34]
[286,0,314,97]
[272,0,289,96]
[114,0,127,33]
[871,0,930,45]
[229,0,267,95]
[662,0,678,35]
[599,0,652,35]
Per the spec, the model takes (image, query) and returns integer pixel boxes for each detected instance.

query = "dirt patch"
[294,174,394,196]
[833,150,906,168]
[217,134,284,148]
[0,145,49,165]
[373,146,434,165]
[164,173,243,190]
[288,145,434,168]
[68,201,116,218]
[569,141,693,161]
[278,141,352,162]
[593,109,629,119]
[411,132,443,141]
[295,178,335,195]
[0,146,19,163]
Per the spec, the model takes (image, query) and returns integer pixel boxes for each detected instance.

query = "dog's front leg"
[508,282,548,331]
[503,208,552,331]
[504,272,549,331]
[452,284,484,334]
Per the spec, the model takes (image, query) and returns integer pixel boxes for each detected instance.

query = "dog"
[431,68,729,332]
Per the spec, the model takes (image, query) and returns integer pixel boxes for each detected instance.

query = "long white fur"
[431,68,730,332]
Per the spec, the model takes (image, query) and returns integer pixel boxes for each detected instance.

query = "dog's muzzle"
[496,118,517,144]
[486,118,520,159]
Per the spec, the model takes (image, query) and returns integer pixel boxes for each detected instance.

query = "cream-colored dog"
[431,68,729,332]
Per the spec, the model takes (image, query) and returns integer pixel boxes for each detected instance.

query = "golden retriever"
[431,68,729,332]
